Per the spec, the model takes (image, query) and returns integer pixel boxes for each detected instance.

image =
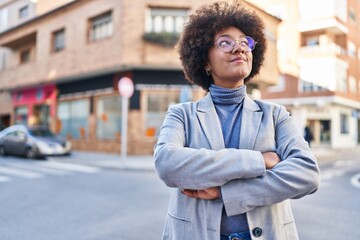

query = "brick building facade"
[0,0,280,154]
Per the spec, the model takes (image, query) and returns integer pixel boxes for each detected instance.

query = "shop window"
[145,92,179,137]
[340,113,349,134]
[52,28,65,52]
[14,106,28,126]
[19,5,28,19]
[57,99,89,139]
[96,95,122,139]
[89,11,113,41]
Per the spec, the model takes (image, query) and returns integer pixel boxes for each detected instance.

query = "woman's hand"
[181,187,220,200]
[262,152,281,169]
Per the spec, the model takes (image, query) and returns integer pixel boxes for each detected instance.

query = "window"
[145,92,180,136]
[96,95,122,139]
[145,8,188,33]
[349,8,357,24]
[306,36,319,47]
[349,76,357,94]
[348,41,356,58]
[336,69,347,93]
[301,79,326,92]
[14,106,28,126]
[340,113,349,134]
[20,49,30,64]
[52,29,65,52]
[0,8,8,31]
[89,11,113,41]
[19,6,28,19]
[57,99,89,139]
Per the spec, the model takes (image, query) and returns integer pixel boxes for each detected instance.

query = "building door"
[320,120,331,144]
[0,114,10,130]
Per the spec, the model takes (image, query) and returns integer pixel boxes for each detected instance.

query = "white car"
[0,125,71,159]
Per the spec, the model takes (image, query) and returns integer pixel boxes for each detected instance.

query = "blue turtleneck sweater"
[209,84,249,234]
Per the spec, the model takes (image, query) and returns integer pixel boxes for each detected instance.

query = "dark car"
[0,125,71,159]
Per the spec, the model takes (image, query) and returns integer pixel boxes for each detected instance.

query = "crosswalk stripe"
[0,166,43,179]
[0,175,10,182]
[3,162,69,176]
[31,161,100,173]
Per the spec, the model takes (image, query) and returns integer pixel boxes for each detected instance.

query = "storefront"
[56,69,204,155]
[12,84,57,128]
[288,100,360,149]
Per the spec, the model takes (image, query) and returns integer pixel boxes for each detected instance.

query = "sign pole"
[118,77,134,162]
[121,96,128,162]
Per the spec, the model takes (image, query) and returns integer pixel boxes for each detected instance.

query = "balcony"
[299,44,346,58]
[298,0,348,35]
[298,52,348,92]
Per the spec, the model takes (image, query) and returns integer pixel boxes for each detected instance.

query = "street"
[0,151,360,240]
[0,156,169,240]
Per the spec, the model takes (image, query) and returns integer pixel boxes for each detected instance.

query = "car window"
[29,128,54,137]
[16,131,26,140]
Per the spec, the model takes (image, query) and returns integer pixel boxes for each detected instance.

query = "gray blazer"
[154,93,320,240]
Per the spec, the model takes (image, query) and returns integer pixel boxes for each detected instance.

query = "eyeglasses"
[215,35,257,53]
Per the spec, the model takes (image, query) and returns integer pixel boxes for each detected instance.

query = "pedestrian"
[154,1,320,240]
[304,125,313,147]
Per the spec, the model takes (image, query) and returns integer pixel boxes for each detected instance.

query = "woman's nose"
[232,41,246,54]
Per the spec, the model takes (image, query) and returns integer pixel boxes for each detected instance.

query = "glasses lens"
[245,36,256,51]
[216,36,256,52]
[216,36,235,52]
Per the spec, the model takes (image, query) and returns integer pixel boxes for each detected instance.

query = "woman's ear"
[204,63,211,71]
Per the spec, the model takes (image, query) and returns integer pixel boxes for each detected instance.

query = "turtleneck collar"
[209,84,246,105]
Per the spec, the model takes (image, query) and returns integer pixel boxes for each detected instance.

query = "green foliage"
[143,32,180,47]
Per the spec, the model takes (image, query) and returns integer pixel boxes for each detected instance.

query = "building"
[249,0,360,148]
[0,0,280,154]
[0,0,74,130]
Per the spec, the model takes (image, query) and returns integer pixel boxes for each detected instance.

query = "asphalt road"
[0,156,169,240]
[0,153,359,240]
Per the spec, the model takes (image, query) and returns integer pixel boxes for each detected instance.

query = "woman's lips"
[231,57,246,63]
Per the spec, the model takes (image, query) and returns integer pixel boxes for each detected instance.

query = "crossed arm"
[181,152,281,200]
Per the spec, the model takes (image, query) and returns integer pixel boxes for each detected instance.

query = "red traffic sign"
[118,77,134,98]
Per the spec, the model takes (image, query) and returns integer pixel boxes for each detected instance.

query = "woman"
[154,1,320,240]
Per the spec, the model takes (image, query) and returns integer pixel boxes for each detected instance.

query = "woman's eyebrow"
[216,34,246,39]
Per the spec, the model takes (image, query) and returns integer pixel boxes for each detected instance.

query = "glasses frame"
[215,35,257,53]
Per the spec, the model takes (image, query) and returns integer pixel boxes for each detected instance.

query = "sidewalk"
[50,146,360,171]
[49,151,155,171]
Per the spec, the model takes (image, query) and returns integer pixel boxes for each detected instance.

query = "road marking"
[3,162,69,176]
[0,166,43,179]
[32,161,100,173]
[0,175,10,182]
[321,169,346,181]
[333,159,359,167]
[350,173,360,189]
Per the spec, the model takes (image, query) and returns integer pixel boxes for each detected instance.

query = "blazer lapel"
[239,96,263,150]
[196,94,225,150]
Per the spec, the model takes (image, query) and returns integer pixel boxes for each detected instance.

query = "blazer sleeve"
[221,105,321,216]
[154,104,266,190]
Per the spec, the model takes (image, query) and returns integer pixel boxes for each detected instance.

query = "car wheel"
[0,146,5,156]
[25,147,38,159]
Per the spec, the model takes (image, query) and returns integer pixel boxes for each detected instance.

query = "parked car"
[0,125,71,159]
